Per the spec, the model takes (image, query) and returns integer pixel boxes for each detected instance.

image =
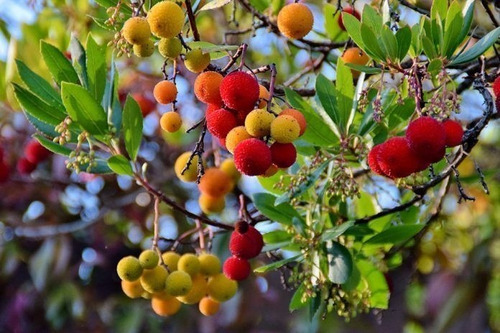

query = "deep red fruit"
[406,116,446,164]
[0,160,9,183]
[220,71,259,112]
[367,144,386,176]
[270,142,297,168]
[496,97,500,114]
[206,103,222,117]
[442,119,464,147]
[17,158,37,175]
[339,6,361,31]
[493,76,500,97]
[377,137,429,178]
[233,138,272,176]
[223,256,251,281]
[0,147,4,161]
[229,221,264,259]
[219,138,226,149]
[206,108,238,139]
[132,93,156,117]
[24,140,51,164]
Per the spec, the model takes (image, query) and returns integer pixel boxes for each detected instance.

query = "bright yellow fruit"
[160,111,182,133]
[147,1,185,39]
[177,253,201,276]
[184,49,211,73]
[122,17,151,45]
[177,274,207,304]
[220,158,241,183]
[199,194,225,215]
[270,115,300,143]
[158,38,182,58]
[140,266,169,293]
[198,253,221,276]
[139,249,160,269]
[133,39,155,57]
[245,109,276,137]
[117,256,143,281]
[174,152,199,182]
[207,273,238,302]
[225,126,253,154]
[162,251,181,271]
[165,270,193,296]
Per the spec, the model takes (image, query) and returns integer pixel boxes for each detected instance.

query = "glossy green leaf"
[34,134,72,156]
[326,241,353,284]
[344,63,381,74]
[321,221,355,242]
[263,230,291,244]
[335,61,355,134]
[13,83,64,126]
[254,254,302,273]
[85,159,113,174]
[253,192,304,226]
[187,41,239,60]
[395,26,412,61]
[343,13,364,50]
[431,0,448,23]
[360,23,385,61]
[450,27,500,65]
[69,36,88,89]
[380,27,398,62]
[289,282,308,312]
[443,1,463,58]
[86,34,107,102]
[107,155,134,176]
[364,224,424,245]
[455,2,475,54]
[122,95,143,161]
[357,260,389,309]
[41,41,80,86]
[362,5,383,33]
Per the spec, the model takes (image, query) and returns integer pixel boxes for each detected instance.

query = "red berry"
[132,93,156,117]
[233,138,272,176]
[223,256,251,281]
[367,144,386,176]
[17,158,37,175]
[24,140,51,164]
[0,160,9,183]
[0,147,4,161]
[229,221,264,259]
[442,119,464,147]
[206,103,222,117]
[338,6,361,31]
[377,137,429,178]
[493,76,500,97]
[406,116,446,164]
[219,138,226,149]
[220,71,259,112]
[270,142,297,168]
[206,108,238,139]
[496,97,500,114]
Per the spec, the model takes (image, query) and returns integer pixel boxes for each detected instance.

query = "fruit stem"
[237,43,248,70]
[196,219,206,251]
[152,196,161,252]
[267,63,277,113]
[184,0,200,41]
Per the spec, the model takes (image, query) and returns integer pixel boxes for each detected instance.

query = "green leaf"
[253,193,304,226]
[13,83,64,126]
[321,221,355,242]
[122,95,143,161]
[69,36,88,89]
[380,27,399,62]
[395,26,412,61]
[85,159,113,174]
[362,5,383,33]
[61,82,108,137]
[357,260,389,309]
[86,34,107,102]
[431,0,448,23]
[410,20,424,57]
[289,282,308,312]
[364,224,424,245]
[187,41,239,60]
[34,134,72,156]
[263,230,291,244]
[326,242,353,284]
[254,254,302,273]
[455,2,475,54]
[422,36,438,59]
[94,0,132,14]
[199,0,232,11]
[40,41,80,86]
[443,1,464,58]
[103,57,122,132]
[360,23,386,61]
[335,61,355,134]
[249,0,269,12]
[343,13,364,50]
[344,63,381,74]
[450,27,500,65]
[314,74,341,133]
[107,155,133,176]
[24,113,59,138]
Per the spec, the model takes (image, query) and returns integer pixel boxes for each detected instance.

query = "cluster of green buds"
[325,287,371,320]
[107,31,132,58]
[104,1,126,28]
[54,117,72,145]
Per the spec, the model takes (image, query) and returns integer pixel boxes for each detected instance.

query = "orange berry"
[277,3,314,39]
[198,168,233,197]
[199,193,225,214]
[258,85,270,108]
[153,80,177,104]
[160,111,182,132]
[199,297,220,316]
[151,292,181,316]
[340,47,370,78]
[225,126,253,154]
[194,71,224,105]
[279,109,307,136]
[262,164,279,177]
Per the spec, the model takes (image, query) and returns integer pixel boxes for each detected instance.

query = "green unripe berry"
[133,39,155,58]
[165,270,193,296]
[117,256,143,281]
[159,38,182,58]
[140,266,169,293]
[122,17,151,45]
[177,253,201,276]
[162,251,181,271]
[207,273,238,302]
[184,49,210,73]
[198,253,221,276]
[139,249,159,269]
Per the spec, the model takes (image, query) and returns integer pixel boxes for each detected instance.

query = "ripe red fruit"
[493,76,500,97]
[132,93,156,117]
[406,116,446,164]
[496,97,500,114]
[205,103,222,117]
[367,144,386,176]
[233,138,272,176]
[0,160,9,183]
[377,137,429,178]
[24,140,51,164]
[229,221,264,259]
[219,71,259,112]
[223,256,251,281]
[0,147,4,161]
[206,108,238,139]
[219,138,226,149]
[339,6,361,31]
[17,158,37,175]
[442,119,464,147]
[270,142,297,168]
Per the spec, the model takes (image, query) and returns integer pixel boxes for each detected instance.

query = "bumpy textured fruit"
[206,103,221,117]
[258,85,270,108]
[151,292,181,316]
[279,109,307,136]
[25,140,50,164]
[160,111,182,133]
[133,39,154,57]
[184,49,211,73]
[207,273,238,302]
[158,38,182,58]
[198,168,233,197]
[341,47,370,78]
[263,164,279,177]
[177,274,207,304]
[162,251,180,271]
[220,158,241,182]
[229,221,264,259]
[198,253,222,276]
[206,108,237,138]
[166,270,193,296]
[122,17,151,45]
[220,71,260,112]
[199,193,225,214]
[0,161,9,183]
[339,6,361,30]
[223,256,251,281]
[17,158,36,175]
[442,119,464,147]
[139,249,160,269]
[234,138,272,176]
[377,137,428,178]
[154,80,178,104]
[270,115,300,143]
[132,93,156,116]
[147,1,185,38]
[277,3,314,39]
[406,116,446,163]
[367,144,386,176]
[174,152,199,182]
[244,109,276,137]
[121,280,145,299]
[140,266,169,293]
[194,71,223,105]
[225,126,253,154]
[117,256,143,281]
[493,76,500,97]
[270,142,297,168]
[178,253,201,276]
[199,297,220,316]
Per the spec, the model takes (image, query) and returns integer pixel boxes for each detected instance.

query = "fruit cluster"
[368,116,464,179]
[117,249,237,317]
[16,139,51,175]
[223,221,264,281]
[492,76,500,111]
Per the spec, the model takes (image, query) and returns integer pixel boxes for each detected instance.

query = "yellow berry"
[220,158,241,183]
[199,193,225,215]
[121,279,145,299]
[184,49,210,73]
[176,274,207,304]
[174,152,199,182]
[177,253,201,276]
[277,3,314,39]
[122,17,151,45]
[198,168,233,197]
[162,251,181,271]
[166,270,193,296]
[245,109,276,137]
[270,115,300,143]
[160,111,182,132]
[140,266,169,293]
[258,85,270,108]
[207,273,238,302]
[151,292,181,316]
[147,1,185,39]
[117,256,143,281]
[158,37,182,58]
[139,249,160,269]
[154,80,177,104]
[198,253,221,276]
[199,297,220,316]
[133,39,154,57]
[225,126,253,154]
